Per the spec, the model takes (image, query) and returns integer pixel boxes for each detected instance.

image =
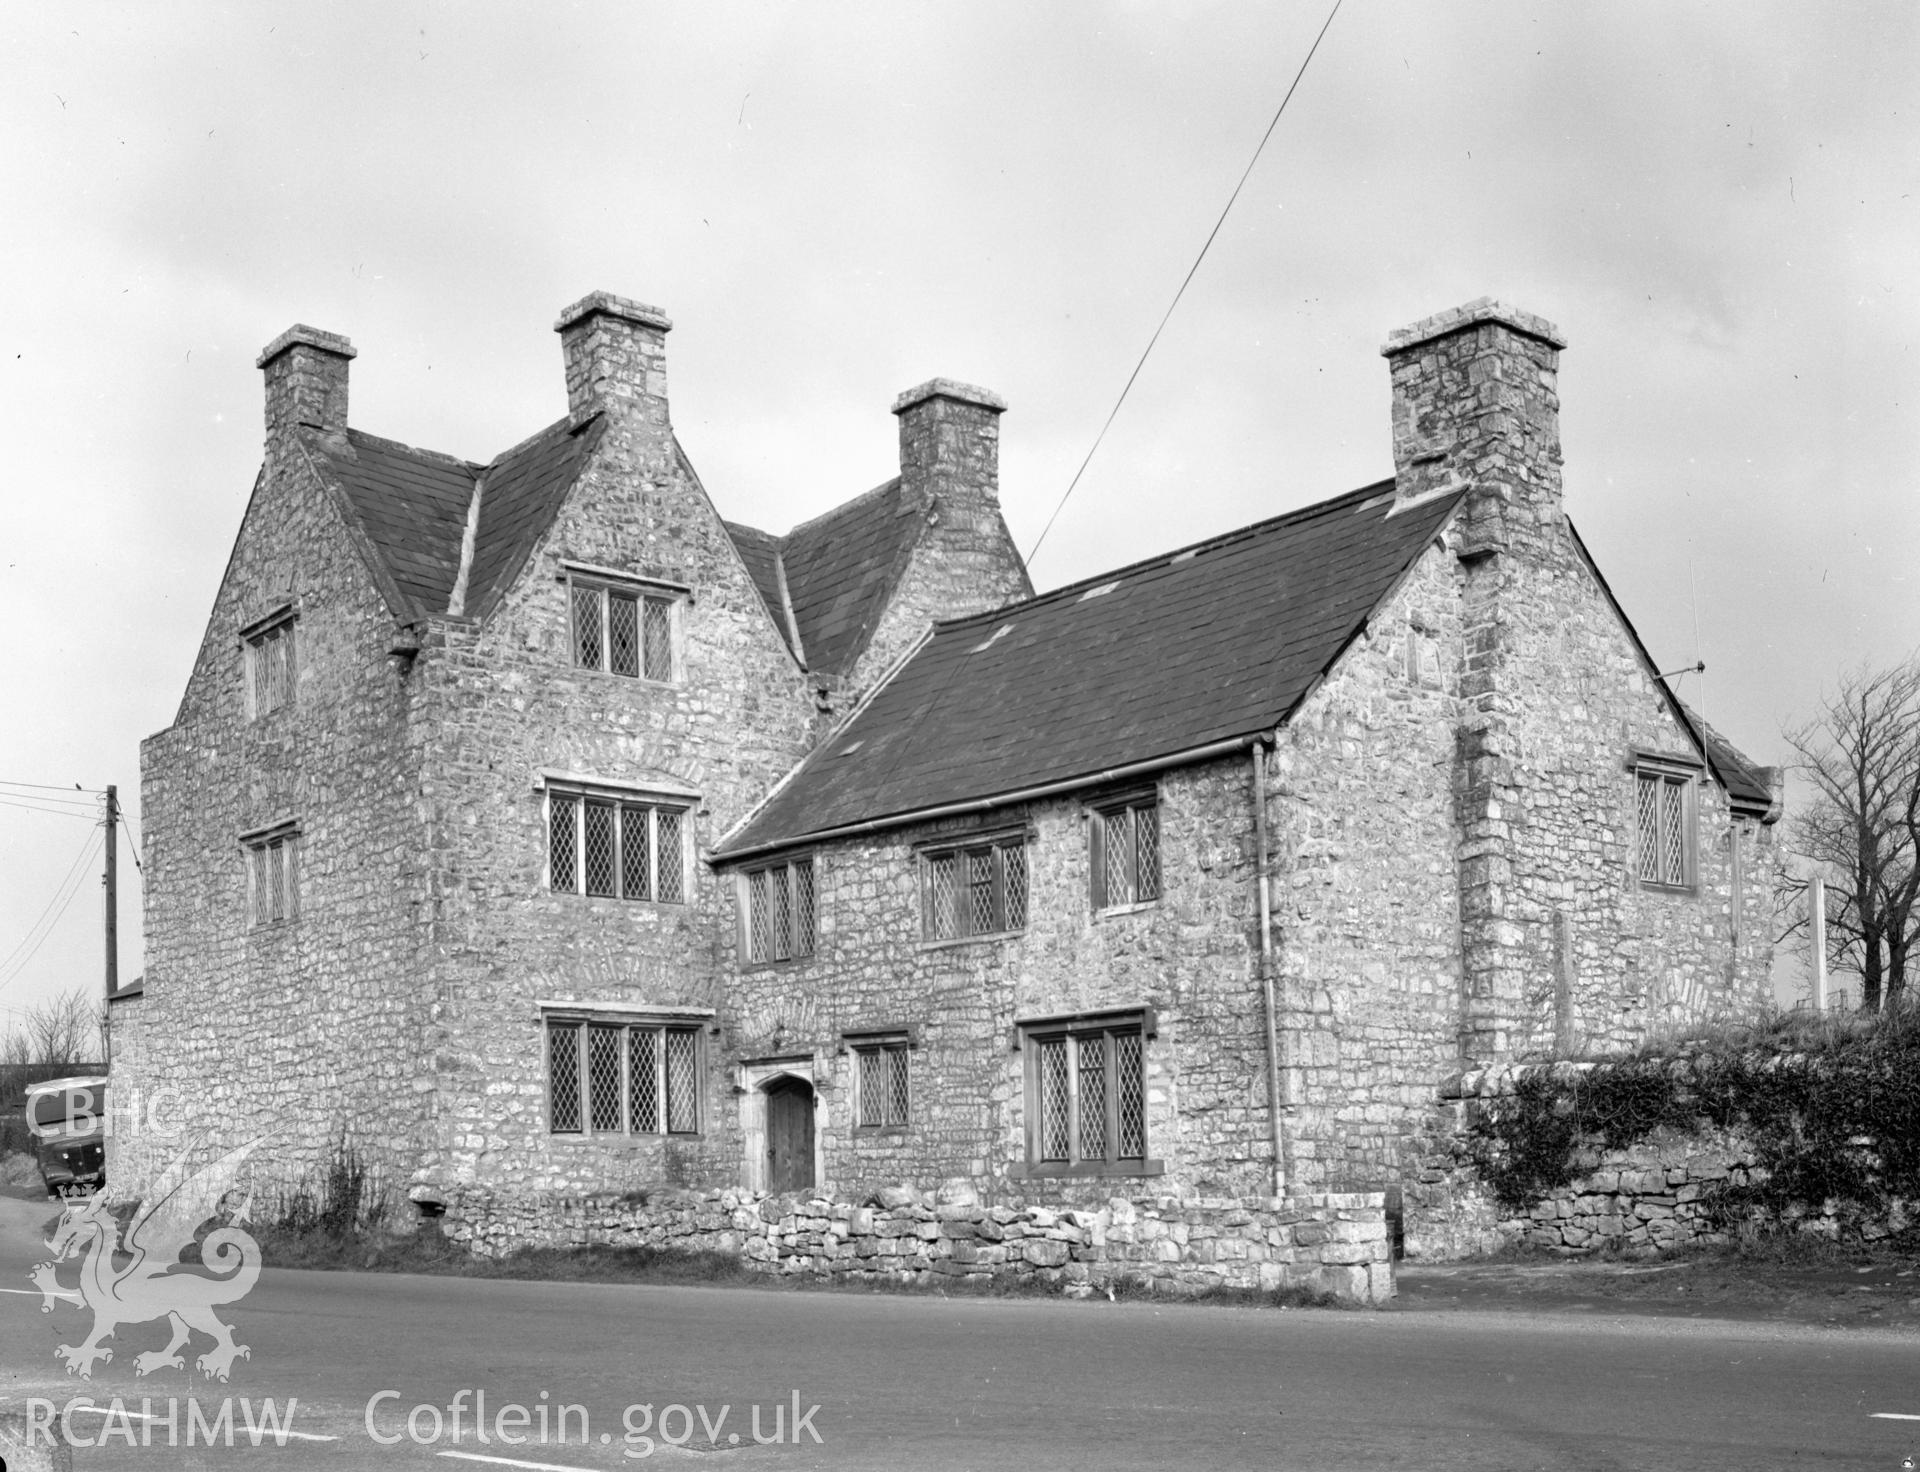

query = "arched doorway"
[763,1075,816,1194]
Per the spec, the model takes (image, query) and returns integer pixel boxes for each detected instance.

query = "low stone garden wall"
[1414,1063,1919,1257]
[1502,1137,1753,1254]
[433,1184,1394,1303]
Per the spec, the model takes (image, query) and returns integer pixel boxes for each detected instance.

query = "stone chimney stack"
[554,291,672,429]
[1381,299,1567,559]
[257,324,355,449]
[892,379,1006,531]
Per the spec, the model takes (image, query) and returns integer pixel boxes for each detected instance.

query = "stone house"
[111,293,1780,1259]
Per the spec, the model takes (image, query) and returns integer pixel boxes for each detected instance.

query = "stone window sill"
[919,929,1023,953]
[572,664,682,690]
[1011,1159,1164,1180]
[549,891,690,911]
[740,954,817,974]
[546,1131,702,1145]
[1095,899,1160,920]
[1637,882,1697,898]
[852,1125,912,1138]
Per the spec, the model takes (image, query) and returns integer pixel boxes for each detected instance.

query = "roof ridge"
[721,518,778,545]
[487,412,595,468]
[929,476,1403,635]
[783,475,904,542]
[344,427,483,474]
[1675,696,1768,779]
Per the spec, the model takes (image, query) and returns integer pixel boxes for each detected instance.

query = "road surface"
[2,1194,1916,1469]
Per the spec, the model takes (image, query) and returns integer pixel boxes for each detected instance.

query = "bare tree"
[1782,658,1920,1010]
[0,989,104,1067]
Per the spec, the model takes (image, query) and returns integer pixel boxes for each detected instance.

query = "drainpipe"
[1252,742,1286,1198]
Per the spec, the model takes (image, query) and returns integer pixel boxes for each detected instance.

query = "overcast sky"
[1,2,1913,1026]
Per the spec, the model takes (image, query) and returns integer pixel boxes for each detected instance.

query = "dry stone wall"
[440,1182,1393,1303]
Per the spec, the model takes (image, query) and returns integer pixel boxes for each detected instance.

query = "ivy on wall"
[1467,1013,1920,1227]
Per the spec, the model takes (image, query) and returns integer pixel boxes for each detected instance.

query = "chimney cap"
[554,291,672,335]
[256,324,357,370]
[1381,298,1566,358]
[891,378,1007,417]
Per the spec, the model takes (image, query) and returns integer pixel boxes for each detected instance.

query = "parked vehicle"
[25,1075,108,1197]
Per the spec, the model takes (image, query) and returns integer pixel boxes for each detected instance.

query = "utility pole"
[104,784,118,1002]
[1812,875,1827,1013]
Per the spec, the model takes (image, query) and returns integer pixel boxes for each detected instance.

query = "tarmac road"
[3,1194,1919,1471]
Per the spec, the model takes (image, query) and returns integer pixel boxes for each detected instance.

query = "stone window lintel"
[839,1024,919,1052]
[534,1000,715,1028]
[1625,746,1704,776]
[1011,1005,1158,1050]
[558,560,695,603]
[533,769,703,803]
[910,821,1031,856]
[238,816,301,846]
[237,600,299,643]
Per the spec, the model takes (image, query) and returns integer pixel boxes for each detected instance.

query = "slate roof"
[1679,701,1777,817]
[301,416,606,623]
[778,479,925,679]
[719,479,931,680]
[303,406,910,674]
[721,520,796,659]
[717,479,1462,858]
[464,417,606,619]
[318,430,479,618]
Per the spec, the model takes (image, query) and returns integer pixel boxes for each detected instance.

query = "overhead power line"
[1024,0,1345,567]
[0,826,103,994]
[0,795,104,821]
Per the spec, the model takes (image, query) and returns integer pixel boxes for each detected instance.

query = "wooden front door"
[765,1076,815,1194]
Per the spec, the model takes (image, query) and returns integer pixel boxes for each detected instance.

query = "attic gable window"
[242,609,297,718]
[1090,791,1160,912]
[545,785,689,904]
[921,830,1028,944]
[1633,756,1698,891]
[566,568,683,682]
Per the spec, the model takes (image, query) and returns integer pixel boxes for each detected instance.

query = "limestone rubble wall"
[438,1185,1395,1304]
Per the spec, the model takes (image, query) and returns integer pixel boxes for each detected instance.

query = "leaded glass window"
[570,579,679,682]
[922,835,1027,942]
[1636,768,1693,889]
[1092,794,1161,911]
[547,1022,582,1133]
[855,1040,910,1129]
[247,618,297,719]
[546,1018,703,1136]
[1025,1015,1150,1171]
[245,828,299,927]
[545,790,689,904]
[741,857,816,964]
